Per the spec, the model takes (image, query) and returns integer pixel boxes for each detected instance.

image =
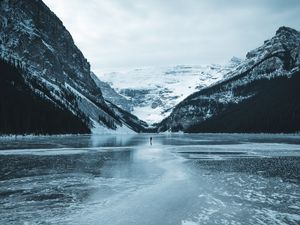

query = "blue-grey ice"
[0,134,299,225]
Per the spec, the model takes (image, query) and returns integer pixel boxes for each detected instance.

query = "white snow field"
[97,61,240,124]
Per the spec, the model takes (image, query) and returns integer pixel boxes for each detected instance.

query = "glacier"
[97,60,240,124]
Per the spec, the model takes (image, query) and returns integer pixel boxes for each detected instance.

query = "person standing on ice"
[150,137,153,145]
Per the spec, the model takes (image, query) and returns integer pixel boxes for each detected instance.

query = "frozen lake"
[0,134,300,225]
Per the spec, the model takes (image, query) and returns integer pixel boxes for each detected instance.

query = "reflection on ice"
[0,134,300,225]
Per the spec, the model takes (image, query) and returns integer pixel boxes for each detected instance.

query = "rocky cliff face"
[157,27,300,133]
[91,72,134,113]
[0,58,91,135]
[0,0,98,94]
[0,0,147,134]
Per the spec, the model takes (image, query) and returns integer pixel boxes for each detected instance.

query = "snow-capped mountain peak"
[0,0,148,134]
[98,62,239,124]
[156,26,300,133]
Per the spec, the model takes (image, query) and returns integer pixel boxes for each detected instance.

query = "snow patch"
[91,119,135,135]
[42,40,55,52]
[181,220,198,225]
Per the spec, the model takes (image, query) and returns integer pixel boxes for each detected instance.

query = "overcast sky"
[43,0,300,73]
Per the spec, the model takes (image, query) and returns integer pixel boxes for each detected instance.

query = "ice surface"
[0,134,299,225]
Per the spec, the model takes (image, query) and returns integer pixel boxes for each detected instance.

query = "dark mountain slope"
[187,71,300,133]
[157,26,300,133]
[105,101,151,133]
[0,59,90,135]
[0,0,148,134]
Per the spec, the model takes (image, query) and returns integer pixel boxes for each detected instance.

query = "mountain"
[0,0,147,135]
[90,72,133,113]
[0,58,90,135]
[91,73,149,133]
[157,26,300,133]
[97,61,240,125]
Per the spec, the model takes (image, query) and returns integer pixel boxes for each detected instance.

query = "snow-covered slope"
[157,26,300,133]
[90,72,134,112]
[0,0,147,134]
[98,60,240,124]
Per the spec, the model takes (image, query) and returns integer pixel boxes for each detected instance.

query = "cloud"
[43,0,300,73]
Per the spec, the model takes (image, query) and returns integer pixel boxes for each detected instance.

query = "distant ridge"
[157,26,300,133]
